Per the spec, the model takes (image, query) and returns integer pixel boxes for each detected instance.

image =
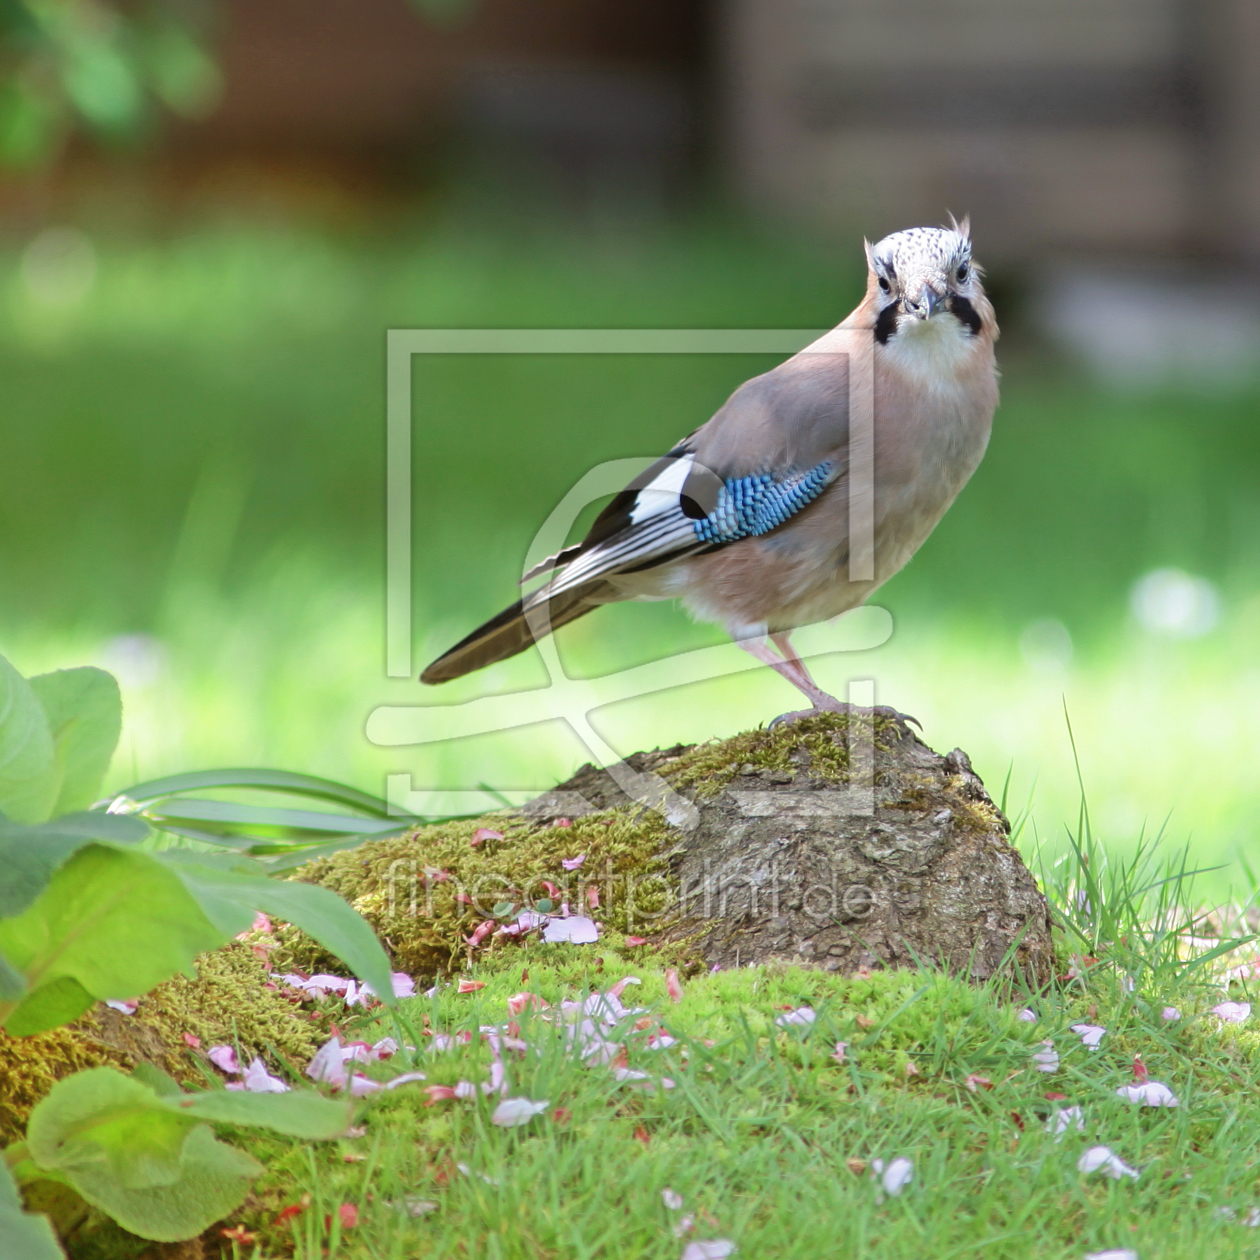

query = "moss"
[659,711,897,798]
[0,1025,121,1142]
[273,805,680,981]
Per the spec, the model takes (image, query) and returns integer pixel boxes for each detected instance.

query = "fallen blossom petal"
[1032,1041,1060,1073]
[338,1202,358,1229]
[562,854,586,870]
[1047,1105,1085,1141]
[1115,1080,1179,1107]
[423,1085,458,1103]
[543,915,600,944]
[507,991,544,1015]
[275,1204,304,1225]
[666,969,684,1003]
[587,885,600,909]
[647,1031,677,1050]
[385,1072,428,1089]
[553,817,572,828]
[105,998,138,1015]
[471,828,502,847]
[964,1074,993,1093]
[1071,1023,1107,1050]
[1016,1008,1037,1022]
[831,1042,848,1065]
[1213,1001,1251,1023]
[775,1006,816,1028]
[182,1032,201,1049]
[1131,1054,1148,1083]
[220,1225,257,1244]
[681,1242,736,1260]
[871,1156,913,1197]
[613,1068,675,1092]
[1083,1252,1138,1260]
[662,1189,684,1211]
[348,1074,382,1097]
[625,936,648,946]
[456,1162,500,1185]
[389,973,415,998]
[458,979,486,993]
[1077,1145,1139,1180]
[401,1197,438,1216]
[306,1038,348,1088]
[241,1057,290,1093]
[453,1080,478,1099]
[208,1045,242,1075]
[609,975,642,1000]
[673,1214,696,1238]
[491,1097,550,1127]
[466,920,497,948]
[1161,1006,1181,1022]
[371,1037,400,1060]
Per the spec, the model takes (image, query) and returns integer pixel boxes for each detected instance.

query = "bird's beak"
[904,283,944,321]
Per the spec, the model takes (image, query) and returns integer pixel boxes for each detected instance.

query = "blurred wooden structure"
[719,0,1260,260]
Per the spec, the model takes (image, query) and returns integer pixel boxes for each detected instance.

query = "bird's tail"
[420,581,612,684]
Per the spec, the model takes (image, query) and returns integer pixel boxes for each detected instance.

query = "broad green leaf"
[162,854,396,1002]
[28,668,122,816]
[0,1160,62,1260]
[0,655,58,824]
[0,845,224,1035]
[3,977,95,1038]
[61,1123,257,1242]
[0,812,148,919]
[27,1070,194,1190]
[170,1089,352,1138]
[113,767,399,818]
[131,1063,183,1097]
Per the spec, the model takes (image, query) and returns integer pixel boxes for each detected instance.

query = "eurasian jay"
[422,223,999,717]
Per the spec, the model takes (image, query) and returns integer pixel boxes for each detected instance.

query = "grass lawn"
[201,840,1260,1260]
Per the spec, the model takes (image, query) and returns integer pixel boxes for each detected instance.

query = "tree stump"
[525,712,1054,983]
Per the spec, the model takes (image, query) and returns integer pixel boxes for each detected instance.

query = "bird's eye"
[956,263,969,282]
[878,276,890,292]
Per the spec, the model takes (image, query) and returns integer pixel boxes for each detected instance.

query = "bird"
[421,221,999,720]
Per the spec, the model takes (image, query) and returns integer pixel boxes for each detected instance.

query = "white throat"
[879,312,978,384]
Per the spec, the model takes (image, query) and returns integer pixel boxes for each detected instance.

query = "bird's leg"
[737,633,848,725]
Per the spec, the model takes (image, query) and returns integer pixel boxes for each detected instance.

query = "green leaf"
[2,977,95,1038]
[112,768,400,818]
[131,1063,183,1098]
[0,1160,63,1260]
[28,668,122,816]
[162,854,396,1003]
[0,846,224,1035]
[0,655,58,824]
[171,1089,352,1139]
[535,898,553,914]
[492,900,515,918]
[0,812,148,919]
[140,797,405,841]
[0,950,25,1003]
[27,1070,195,1190]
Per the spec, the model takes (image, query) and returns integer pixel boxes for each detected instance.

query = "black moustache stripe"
[874,302,899,345]
[948,294,982,336]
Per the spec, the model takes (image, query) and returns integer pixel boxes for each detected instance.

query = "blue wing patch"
[692,460,834,545]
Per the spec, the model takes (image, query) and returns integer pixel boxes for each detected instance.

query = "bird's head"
[864,221,989,346]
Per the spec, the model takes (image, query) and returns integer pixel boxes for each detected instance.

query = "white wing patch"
[629,453,696,524]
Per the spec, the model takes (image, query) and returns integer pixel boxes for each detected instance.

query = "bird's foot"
[767,701,922,731]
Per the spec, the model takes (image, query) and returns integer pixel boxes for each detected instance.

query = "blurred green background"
[1,0,1258,893]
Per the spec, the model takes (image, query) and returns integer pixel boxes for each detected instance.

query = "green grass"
[206,831,1260,1260]
[1,211,1259,892]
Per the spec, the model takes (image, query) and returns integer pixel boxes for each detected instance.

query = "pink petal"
[471,828,502,847]
[507,991,549,1016]
[371,1037,400,1060]
[775,1007,815,1028]
[251,912,273,933]
[1071,1023,1107,1049]
[831,1041,848,1064]
[242,1057,290,1093]
[553,818,572,828]
[1016,1008,1037,1022]
[208,1045,242,1075]
[182,1033,201,1049]
[609,976,642,1000]
[1032,1041,1059,1072]
[389,973,416,998]
[385,1072,428,1089]
[1077,1145,1139,1179]
[491,1097,550,1127]
[1213,1001,1251,1023]
[662,1189,684,1211]
[625,936,648,947]
[452,1080,478,1099]
[338,1202,359,1229]
[541,880,560,900]
[466,920,496,947]
[561,854,586,871]
[458,979,486,993]
[1115,1080,1179,1107]
[964,1074,994,1093]
[1162,1006,1182,1022]
[543,915,600,944]
[105,998,139,1015]
[681,1242,736,1259]
[665,969,684,1004]
[587,885,600,909]
[306,1037,349,1088]
[348,1074,382,1097]
[424,1085,458,1103]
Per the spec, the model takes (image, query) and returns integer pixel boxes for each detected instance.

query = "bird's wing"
[533,352,851,602]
